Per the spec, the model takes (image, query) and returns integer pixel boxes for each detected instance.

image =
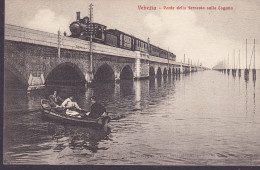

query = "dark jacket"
[89,102,106,118]
[49,95,64,107]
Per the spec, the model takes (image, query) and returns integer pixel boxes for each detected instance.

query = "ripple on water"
[3,70,260,165]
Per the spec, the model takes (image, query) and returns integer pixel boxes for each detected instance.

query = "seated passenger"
[86,96,107,118]
[49,91,64,107]
[61,96,82,117]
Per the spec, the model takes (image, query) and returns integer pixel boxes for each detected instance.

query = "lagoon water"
[3,70,260,165]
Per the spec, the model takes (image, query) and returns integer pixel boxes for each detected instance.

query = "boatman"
[61,96,82,117]
[86,96,107,118]
[49,91,64,107]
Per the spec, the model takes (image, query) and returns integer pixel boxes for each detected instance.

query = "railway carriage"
[104,29,135,50]
[104,29,118,47]
[69,12,177,61]
[160,49,168,59]
[168,52,176,61]
[135,38,148,53]
[150,45,160,57]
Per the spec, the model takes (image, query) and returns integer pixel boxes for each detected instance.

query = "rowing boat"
[40,99,111,127]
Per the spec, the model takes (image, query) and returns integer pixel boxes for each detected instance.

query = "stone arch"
[168,68,171,76]
[45,62,86,86]
[94,63,115,82]
[156,67,162,77]
[149,67,155,77]
[120,65,133,80]
[185,67,188,73]
[163,67,168,76]
[172,67,175,75]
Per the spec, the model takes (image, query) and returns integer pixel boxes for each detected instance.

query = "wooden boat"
[40,99,111,127]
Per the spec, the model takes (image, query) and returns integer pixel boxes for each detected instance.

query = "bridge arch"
[172,67,175,75]
[149,67,155,77]
[156,67,162,77]
[163,68,168,76]
[94,63,115,82]
[120,65,133,80]
[168,68,171,76]
[45,62,86,86]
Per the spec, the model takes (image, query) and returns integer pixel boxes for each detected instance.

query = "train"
[69,12,176,61]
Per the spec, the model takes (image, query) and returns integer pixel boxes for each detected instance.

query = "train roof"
[105,29,131,37]
[103,28,176,55]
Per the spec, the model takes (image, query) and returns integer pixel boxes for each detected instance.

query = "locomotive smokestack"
[76,12,80,21]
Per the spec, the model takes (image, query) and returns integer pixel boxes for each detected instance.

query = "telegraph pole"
[238,50,241,77]
[58,29,61,58]
[253,39,256,80]
[244,39,249,80]
[190,59,192,73]
[227,53,230,75]
[89,3,94,82]
[167,47,169,71]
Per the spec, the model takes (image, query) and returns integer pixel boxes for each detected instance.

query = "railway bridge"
[4,24,203,90]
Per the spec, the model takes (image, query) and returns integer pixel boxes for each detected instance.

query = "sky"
[5,0,260,69]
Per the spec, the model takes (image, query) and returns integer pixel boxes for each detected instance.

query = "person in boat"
[49,91,64,107]
[86,96,107,118]
[61,96,82,117]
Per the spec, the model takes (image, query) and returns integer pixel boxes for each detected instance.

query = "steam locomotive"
[69,12,176,61]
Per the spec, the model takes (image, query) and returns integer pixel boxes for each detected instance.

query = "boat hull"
[41,99,111,127]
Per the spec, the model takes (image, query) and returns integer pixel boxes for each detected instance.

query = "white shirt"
[61,98,81,110]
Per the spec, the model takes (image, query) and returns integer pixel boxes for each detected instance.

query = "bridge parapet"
[4,24,207,90]
[5,24,198,68]
[5,24,91,51]
[5,24,139,59]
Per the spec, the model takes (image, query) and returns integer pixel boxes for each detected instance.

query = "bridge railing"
[5,24,201,68]
[5,24,91,51]
[5,24,59,47]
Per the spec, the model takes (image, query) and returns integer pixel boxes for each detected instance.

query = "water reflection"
[4,70,259,165]
[134,80,141,103]
[227,70,258,118]
[149,77,155,90]
[120,80,134,97]
[157,76,162,87]
[253,79,256,115]
[47,123,111,153]
[93,82,115,99]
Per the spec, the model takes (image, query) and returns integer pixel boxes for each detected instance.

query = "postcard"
[3,0,260,166]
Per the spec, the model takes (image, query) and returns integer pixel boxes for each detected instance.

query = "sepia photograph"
[3,0,260,166]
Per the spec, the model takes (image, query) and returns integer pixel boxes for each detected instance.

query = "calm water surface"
[3,70,260,165]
